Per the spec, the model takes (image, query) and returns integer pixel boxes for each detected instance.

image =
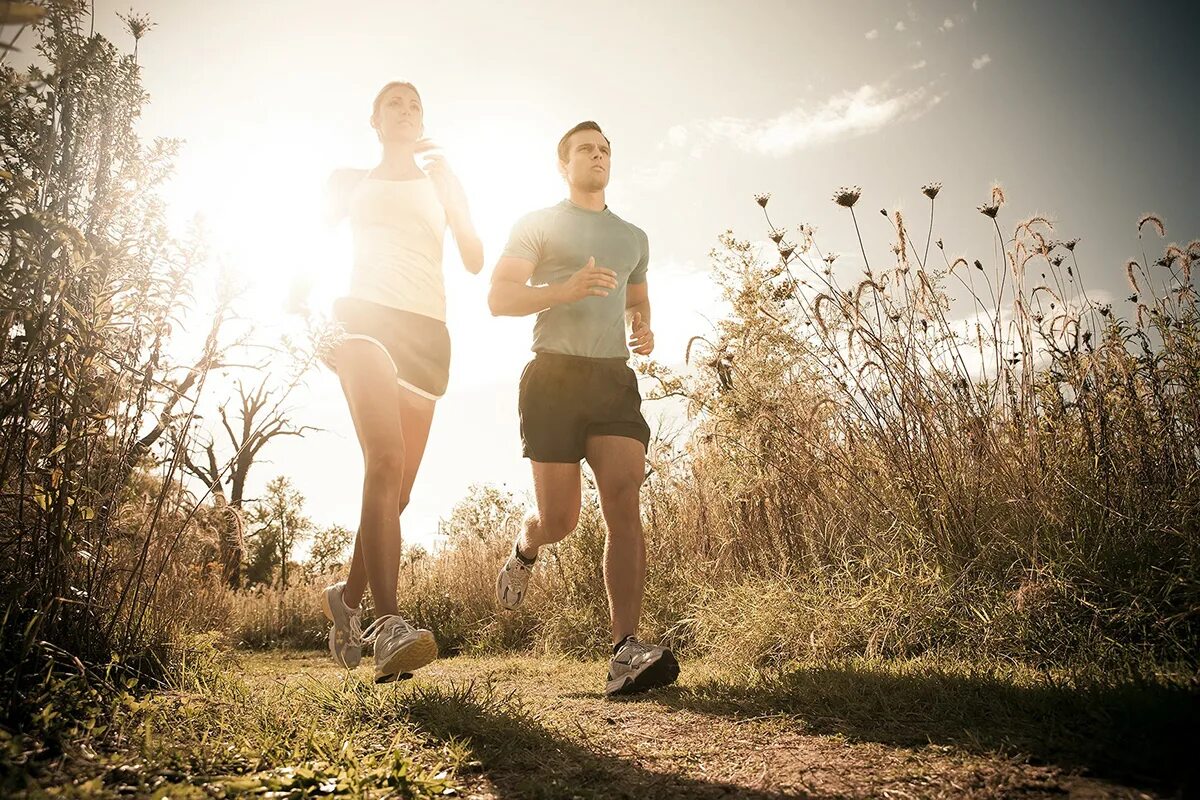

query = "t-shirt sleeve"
[501,212,543,264]
[628,228,649,284]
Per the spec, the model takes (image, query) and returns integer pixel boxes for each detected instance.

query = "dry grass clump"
[635,185,1200,668]
[404,185,1199,672]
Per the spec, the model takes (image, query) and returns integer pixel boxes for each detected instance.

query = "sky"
[69,0,1200,551]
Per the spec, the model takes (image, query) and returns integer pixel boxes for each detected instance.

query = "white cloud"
[939,17,955,31]
[972,53,992,70]
[865,28,879,39]
[630,160,681,190]
[895,20,906,31]
[663,83,943,159]
[910,59,927,70]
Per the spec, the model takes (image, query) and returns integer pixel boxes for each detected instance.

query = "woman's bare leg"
[341,369,436,613]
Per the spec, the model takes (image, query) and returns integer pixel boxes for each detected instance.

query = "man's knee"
[536,507,580,541]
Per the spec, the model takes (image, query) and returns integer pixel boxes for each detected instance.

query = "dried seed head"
[755,193,771,208]
[824,253,840,266]
[936,237,944,250]
[894,211,908,264]
[1064,238,1080,251]
[991,185,1006,206]
[978,203,1000,219]
[1125,260,1141,294]
[1051,255,1064,267]
[832,186,862,208]
[779,245,795,260]
[922,182,942,200]
[974,259,984,271]
[949,257,969,274]
[768,227,786,244]
[1137,213,1165,238]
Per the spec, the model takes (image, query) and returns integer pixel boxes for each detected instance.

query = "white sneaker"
[321,581,362,669]
[605,637,679,696]
[495,540,536,610]
[362,614,437,683]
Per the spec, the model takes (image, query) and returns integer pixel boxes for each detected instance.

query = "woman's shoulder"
[327,167,369,191]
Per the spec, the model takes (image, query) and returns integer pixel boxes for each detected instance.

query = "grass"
[5,647,1193,798]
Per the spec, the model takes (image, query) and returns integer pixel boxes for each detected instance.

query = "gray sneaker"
[362,614,438,684]
[496,540,535,610]
[321,581,363,669]
[605,637,679,696]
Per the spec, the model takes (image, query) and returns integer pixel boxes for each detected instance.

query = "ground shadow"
[398,681,795,800]
[652,662,1198,795]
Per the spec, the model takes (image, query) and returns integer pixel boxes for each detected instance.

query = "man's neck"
[567,187,606,212]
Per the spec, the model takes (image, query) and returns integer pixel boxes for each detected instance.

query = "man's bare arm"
[625,280,654,355]
[488,256,618,317]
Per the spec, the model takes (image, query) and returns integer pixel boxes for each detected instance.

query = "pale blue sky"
[77,0,1200,548]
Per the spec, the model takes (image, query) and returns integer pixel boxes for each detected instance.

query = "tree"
[183,375,318,588]
[245,475,312,588]
[306,523,354,580]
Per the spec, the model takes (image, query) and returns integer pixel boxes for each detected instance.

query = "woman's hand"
[415,139,469,223]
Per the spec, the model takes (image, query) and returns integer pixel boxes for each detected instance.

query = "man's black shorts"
[518,352,651,463]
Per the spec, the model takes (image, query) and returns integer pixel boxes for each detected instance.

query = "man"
[488,120,678,696]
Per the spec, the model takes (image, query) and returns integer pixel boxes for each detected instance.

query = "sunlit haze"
[81,0,1200,548]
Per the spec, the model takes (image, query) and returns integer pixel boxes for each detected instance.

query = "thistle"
[832,186,862,208]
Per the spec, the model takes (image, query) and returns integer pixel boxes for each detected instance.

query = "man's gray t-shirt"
[502,200,648,359]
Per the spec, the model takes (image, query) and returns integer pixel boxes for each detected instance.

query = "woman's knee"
[363,442,406,481]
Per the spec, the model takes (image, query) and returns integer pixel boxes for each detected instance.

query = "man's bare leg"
[584,435,647,645]
[518,461,583,556]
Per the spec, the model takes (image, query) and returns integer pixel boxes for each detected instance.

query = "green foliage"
[245,475,313,588]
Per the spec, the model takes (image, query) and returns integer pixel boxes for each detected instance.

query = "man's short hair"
[557,121,610,164]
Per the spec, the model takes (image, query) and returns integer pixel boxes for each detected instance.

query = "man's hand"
[559,257,617,303]
[628,311,654,355]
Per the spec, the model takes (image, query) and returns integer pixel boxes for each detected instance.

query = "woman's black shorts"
[518,352,650,463]
[321,296,450,400]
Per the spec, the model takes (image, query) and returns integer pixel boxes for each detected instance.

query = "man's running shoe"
[362,614,437,683]
[321,581,363,669]
[495,540,535,610]
[605,636,679,696]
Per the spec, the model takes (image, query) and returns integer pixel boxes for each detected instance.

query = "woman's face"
[372,84,423,143]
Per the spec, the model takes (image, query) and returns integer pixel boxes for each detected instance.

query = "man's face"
[560,129,611,191]
[372,85,423,143]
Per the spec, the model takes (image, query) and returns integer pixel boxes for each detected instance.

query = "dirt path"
[241,652,1166,799]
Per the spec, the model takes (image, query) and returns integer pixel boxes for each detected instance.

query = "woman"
[318,81,483,683]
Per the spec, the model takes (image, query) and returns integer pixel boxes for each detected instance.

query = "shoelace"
[362,614,415,651]
[347,611,363,645]
[616,637,656,661]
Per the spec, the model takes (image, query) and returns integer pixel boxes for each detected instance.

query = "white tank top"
[348,176,447,321]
